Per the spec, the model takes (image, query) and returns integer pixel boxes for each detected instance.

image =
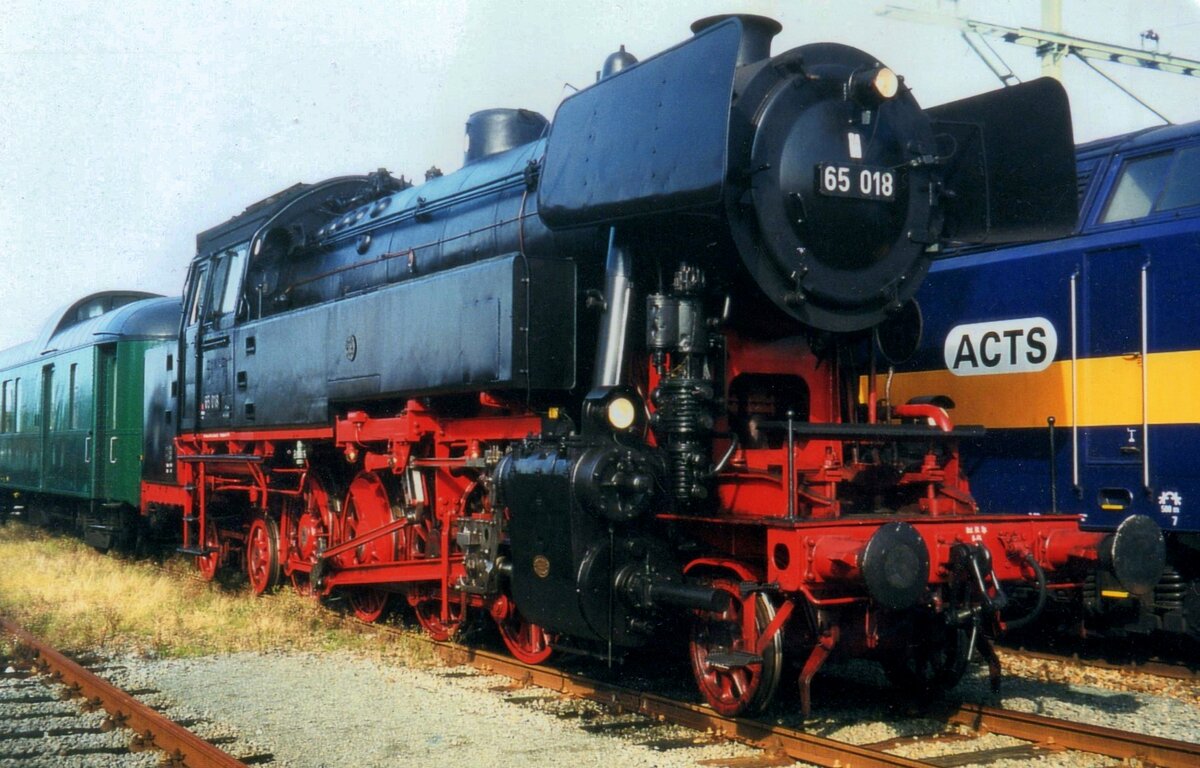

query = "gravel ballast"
[98,650,761,768]
[88,646,1200,768]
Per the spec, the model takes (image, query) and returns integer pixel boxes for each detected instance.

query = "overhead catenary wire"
[1071,51,1174,124]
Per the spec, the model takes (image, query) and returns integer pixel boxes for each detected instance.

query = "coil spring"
[1082,573,1099,611]
[1155,568,1186,611]
[655,379,708,433]
[653,378,712,502]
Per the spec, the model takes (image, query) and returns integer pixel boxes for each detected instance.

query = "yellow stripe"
[863,350,1200,428]
[1100,590,1131,599]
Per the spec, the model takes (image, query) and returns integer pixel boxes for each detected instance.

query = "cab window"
[1100,151,1172,223]
[186,265,209,326]
[203,246,248,322]
[1156,145,1200,212]
[1100,146,1200,224]
[219,247,248,316]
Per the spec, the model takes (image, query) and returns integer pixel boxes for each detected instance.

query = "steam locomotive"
[0,15,1161,716]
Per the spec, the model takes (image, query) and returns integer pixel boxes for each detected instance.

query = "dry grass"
[0,521,432,664]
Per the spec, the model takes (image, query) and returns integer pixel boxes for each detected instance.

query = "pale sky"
[2,0,1198,351]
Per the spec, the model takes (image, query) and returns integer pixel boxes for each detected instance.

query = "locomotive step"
[702,651,764,670]
[175,546,218,556]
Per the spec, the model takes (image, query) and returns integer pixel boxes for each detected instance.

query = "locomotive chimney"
[463,108,549,166]
[690,14,781,66]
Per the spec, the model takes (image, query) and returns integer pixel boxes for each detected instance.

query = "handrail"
[1070,270,1080,491]
[1140,260,1151,491]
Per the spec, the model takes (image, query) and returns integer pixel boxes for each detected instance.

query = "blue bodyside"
[958,425,1194,533]
[908,120,1200,537]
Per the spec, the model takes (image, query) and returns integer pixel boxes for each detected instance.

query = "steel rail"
[945,702,1200,766]
[0,618,247,768]
[430,641,933,768]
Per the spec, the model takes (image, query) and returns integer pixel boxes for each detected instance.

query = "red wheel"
[400,502,463,639]
[338,473,405,622]
[195,520,221,581]
[246,515,281,595]
[294,507,326,563]
[289,475,335,596]
[493,597,554,664]
[291,509,322,597]
[349,588,390,623]
[340,473,401,568]
[689,578,783,716]
[409,586,465,641]
[290,569,314,597]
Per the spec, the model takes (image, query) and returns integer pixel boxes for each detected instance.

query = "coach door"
[93,347,117,501]
[182,246,246,431]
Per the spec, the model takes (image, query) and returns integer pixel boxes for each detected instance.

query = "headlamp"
[606,397,637,431]
[849,66,899,105]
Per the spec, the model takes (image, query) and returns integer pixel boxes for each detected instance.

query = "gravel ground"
[97,650,763,768]
[83,643,1200,768]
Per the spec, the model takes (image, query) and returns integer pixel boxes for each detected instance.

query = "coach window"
[11,378,20,432]
[1,380,12,433]
[45,367,57,431]
[68,364,80,430]
[1099,151,1172,223]
[75,298,106,323]
[1156,146,1200,213]
[107,360,118,430]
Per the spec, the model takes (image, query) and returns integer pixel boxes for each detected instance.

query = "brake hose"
[1001,554,1048,631]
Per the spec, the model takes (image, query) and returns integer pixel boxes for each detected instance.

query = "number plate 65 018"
[816,163,895,201]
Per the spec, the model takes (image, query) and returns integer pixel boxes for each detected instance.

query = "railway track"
[4,532,1197,766]
[0,618,267,768]
[350,621,1200,768]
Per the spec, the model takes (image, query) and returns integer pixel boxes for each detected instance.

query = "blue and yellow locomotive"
[884,120,1200,638]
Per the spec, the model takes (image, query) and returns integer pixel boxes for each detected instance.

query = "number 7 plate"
[816,163,896,201]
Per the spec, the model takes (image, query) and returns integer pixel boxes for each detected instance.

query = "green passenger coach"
[0,291,179,550]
